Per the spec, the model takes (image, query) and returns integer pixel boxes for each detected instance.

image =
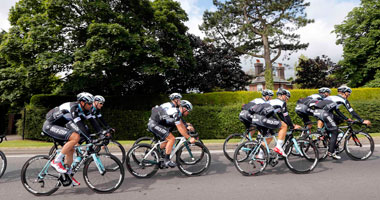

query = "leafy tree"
[334,0,380,87]
[294,55,343,88]
[200,0,313,89]
[364,70,380,87]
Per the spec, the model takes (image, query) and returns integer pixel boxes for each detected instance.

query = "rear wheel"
[233,141,267,176]
[223,133,250,162]
[125,144,159,178]
[345,132,374,160]
[133,137,155,146]
[21,155,60,196]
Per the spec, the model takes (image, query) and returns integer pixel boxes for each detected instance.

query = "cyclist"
[147,99,195,168]
[239,89,274,130]
[268,88,301,157]
[42,92,100,186]
[169,93,182,107]
[313,86,371,159]
[295,87,331,130]
[91,95,114,133]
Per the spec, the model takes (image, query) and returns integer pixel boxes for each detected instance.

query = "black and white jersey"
[90,106,110,130]
[242,97,267,111]
[150,102,183,128]
[324,95,363,122]
[269,98,294,129]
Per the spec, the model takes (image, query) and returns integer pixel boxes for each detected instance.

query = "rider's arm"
[334,107,348,121]
[97,113,111,129]
[344,99,364,123]
[88,115,104,133]
[175,120,191,139]
[277,104,294,129]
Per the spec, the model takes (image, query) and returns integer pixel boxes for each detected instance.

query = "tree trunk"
[262,35,274,90]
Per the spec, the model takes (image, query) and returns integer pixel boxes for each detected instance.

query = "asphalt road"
[0,147,380,200]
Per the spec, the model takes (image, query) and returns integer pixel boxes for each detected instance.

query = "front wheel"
[20,155,60,196]
[176,142,211,176]
[345,132,374,160]
[285,139,319,174]
[83,153,125,193]
[0,151,7,178]
[100,140,126,167]
[223,133,250,162]
[233,141,268,176]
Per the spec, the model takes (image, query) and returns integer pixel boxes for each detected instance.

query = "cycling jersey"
[91,106,110,130]
[269,98,294,129]
[323,95,363,122]
[43,102,101,141]
[295,93,324,125]
[242,97,266,111]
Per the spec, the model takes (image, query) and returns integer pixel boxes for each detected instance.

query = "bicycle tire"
[284,139,318,174]
[133,136,155,146]
[223,133,250,162]
[83,153,124,193]
[345,132,374,160]
[101,140,126,166]
[21,155,60,196]
[0,151,7,178]
[125,143,159,178]
[233,141,267,176]
[48,145,57,156]
[176,142,211,176]
[306,133,328,161]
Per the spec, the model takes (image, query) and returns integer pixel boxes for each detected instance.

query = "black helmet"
[276,88,291,98]
[337,86,352,94]
[318,87,331,94]
[77,92,94,103]
[262,89,274,97]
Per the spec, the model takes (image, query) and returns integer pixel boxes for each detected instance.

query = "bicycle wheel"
[133,137,155,146]
[307,133,328,161]
[223,133,250,162]
[21,155,60,196]
[83,153,124,193]
[176,142,211,176]
[0,151,7,178]
[233,141,268,176]
[285,139,318,174]
[100,140,126,167]
[125,143,159,178]
[345,132,374,160]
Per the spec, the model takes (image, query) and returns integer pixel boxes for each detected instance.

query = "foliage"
[364,70,380,87]
[334,0,380,87]
[200,0,313,89]
[294,55,343,88]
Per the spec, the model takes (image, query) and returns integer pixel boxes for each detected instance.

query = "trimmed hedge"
[18,99,380,140]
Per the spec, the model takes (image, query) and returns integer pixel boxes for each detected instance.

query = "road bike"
[126,131,211,178]
[0,135,7,178]
[223,127,255,162]
[133,129,204,146]
[305,121,374,161]
[21,132,124,196]
[48,129,126,167]
[233,128,319,176]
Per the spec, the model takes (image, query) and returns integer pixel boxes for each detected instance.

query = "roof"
[250,76,292,85]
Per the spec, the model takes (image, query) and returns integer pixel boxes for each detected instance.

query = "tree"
[200,0,313,89]
[334,0,380,87]
[294,55,343,88]
[165,34,251,93]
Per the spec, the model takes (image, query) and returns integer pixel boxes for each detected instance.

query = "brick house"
[247,60,293,91]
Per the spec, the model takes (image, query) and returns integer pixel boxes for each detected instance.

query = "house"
[247,60,293,91]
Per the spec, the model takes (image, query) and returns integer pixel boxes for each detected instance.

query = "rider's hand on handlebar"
[362,120,371,126]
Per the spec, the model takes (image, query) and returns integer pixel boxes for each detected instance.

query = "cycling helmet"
[262,89,274,97]
[180,100,193,111]
[169,93,182,100]
[337,86,352,94]
[318,87,331,94]
[77,92,94,103]
[94,95,105,103]
[276,88,291,98]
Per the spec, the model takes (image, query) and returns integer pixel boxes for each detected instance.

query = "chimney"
[277,63,285,80]
[254,60,263,76]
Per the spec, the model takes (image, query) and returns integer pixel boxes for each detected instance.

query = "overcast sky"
[0,0,361,78]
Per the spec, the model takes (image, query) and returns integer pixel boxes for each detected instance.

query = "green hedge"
[18,100,380,140]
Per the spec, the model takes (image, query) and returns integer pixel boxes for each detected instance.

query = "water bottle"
[72,156,82,168]
[337,131,344,141]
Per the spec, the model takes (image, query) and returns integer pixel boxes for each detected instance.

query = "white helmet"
[77,92,94,103]
[180,100,193,111]
[169,93,182,100]
[94,95,105,103]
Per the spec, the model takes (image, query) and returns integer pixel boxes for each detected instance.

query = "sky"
[0,0,361,78]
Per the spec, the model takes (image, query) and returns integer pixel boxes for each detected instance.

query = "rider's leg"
[165,133,175,155]
[273,122,287,156]
[61,132,80,166]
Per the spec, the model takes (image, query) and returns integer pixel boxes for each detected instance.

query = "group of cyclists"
[41,86,371,188]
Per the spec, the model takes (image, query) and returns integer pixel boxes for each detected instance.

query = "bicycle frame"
[142,136,191,162]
